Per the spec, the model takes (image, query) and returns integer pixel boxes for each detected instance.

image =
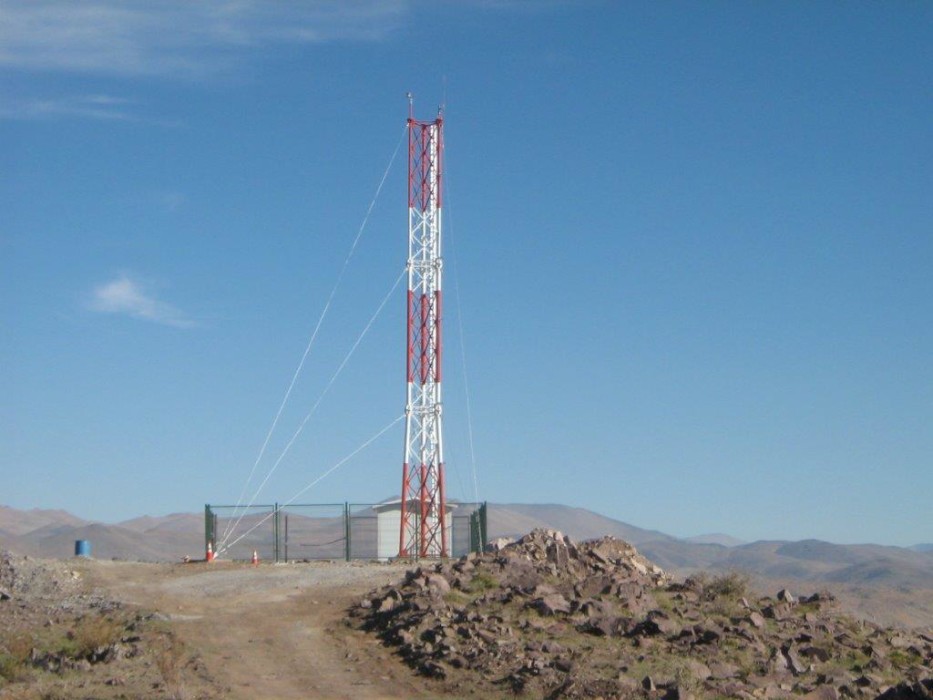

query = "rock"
[642,675,657,691]
[749,611,766,629]
[692,624,722,645]
[475,629,497,645]
[889,635,913,650]
[581,615,624,637]
[800,645,831,663]
[554,657,573,673]
[546,541,569,569]
[376,592,399,613]
[486,537,513,552]
[575,574,614,598]
[777,589,796,604]
[425,573,450,594]
[783,646,809,676]
[708,661,739,679]
[531,583,558,597]
[419,660,446,678]
[764,603,792,620]
[580,598,613,618]
[647,610,680,636]
[803,591,835,605]
[770,648,790,674]
[533,593,571,616]
[453,559,475,575]
[874,680,933,699]
[683,659,711,681]
[854,674,882,688]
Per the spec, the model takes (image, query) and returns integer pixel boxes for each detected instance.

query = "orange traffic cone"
[206,542,214,562]
[251,550,259,566]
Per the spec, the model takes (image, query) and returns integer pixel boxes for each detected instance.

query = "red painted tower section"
[399,101,447,558]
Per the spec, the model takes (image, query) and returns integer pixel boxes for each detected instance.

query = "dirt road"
[80,559,449,700]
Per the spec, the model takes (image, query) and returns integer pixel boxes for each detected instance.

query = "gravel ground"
[150,560,415,599]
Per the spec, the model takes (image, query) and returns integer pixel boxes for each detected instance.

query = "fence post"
[204,504,213,554]
[469,503,488,554]
[273,503,280,563]
[344,502,351,562]
[481,502,488,550]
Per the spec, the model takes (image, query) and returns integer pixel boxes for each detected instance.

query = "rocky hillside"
[2,503,931,625]
[352,530,933,699]
[0,550,207,698]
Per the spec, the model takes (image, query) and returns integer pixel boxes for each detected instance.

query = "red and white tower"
[399,99,447,558]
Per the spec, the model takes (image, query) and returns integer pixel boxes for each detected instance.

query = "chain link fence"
[205,501,486,562]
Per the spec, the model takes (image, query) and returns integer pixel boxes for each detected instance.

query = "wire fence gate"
[206,502,487,562]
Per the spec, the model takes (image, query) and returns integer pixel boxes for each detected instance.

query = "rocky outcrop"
[351,530,933,699]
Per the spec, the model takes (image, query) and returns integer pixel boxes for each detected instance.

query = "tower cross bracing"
[399,106,447,558]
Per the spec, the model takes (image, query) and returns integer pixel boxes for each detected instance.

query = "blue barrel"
[74,540,92,557]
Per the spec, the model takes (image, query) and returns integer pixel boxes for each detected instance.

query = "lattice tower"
[399,102,447,558]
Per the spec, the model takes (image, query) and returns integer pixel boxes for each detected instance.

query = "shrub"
[705,572,749,601]
[468,571,498,594]
[68,616,123,659]
[0,632,34,683]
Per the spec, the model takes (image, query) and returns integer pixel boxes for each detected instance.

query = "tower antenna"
[399,105,447,558]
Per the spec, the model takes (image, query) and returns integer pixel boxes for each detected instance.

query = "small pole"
[481,502,487,550]
[273,503,280,563]
[204,505,213,557]
[344,502,351,562]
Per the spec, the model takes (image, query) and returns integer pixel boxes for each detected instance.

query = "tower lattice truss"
[399,110,447,558]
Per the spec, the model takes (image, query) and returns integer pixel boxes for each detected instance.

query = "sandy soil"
[77,559,452,700]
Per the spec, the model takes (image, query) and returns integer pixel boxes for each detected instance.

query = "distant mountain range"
[2,503,931,593]
[487,503,933,592]
[0,506,204,562]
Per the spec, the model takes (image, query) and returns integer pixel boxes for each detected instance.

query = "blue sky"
[2,1,931,546]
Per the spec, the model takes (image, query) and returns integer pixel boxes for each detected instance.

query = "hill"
[488,503,674,546]
[0,505,88,537]
[486,504,933,592]
[354,529,933,698]
[684,532,746,546]
[2,502,931,596]
[0,508,203,561]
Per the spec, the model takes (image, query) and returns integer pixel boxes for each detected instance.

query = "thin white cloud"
[0,0,408,78]
[88,274,195,328]
[0,94,134,121]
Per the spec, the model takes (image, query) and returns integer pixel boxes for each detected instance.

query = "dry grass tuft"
[68,615,123,659]
[0,631,34,683]
[156,633,189,700]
